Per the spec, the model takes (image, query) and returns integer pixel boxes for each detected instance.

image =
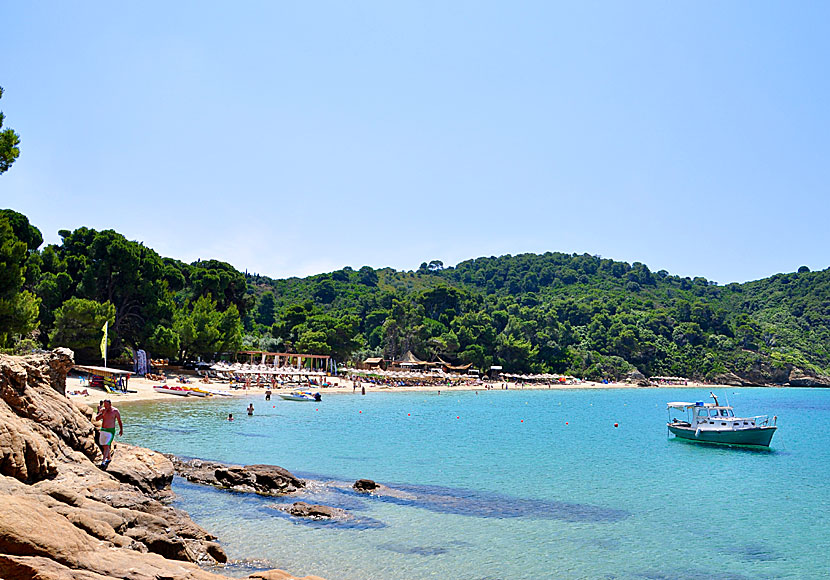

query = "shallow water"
[121,387,830,579]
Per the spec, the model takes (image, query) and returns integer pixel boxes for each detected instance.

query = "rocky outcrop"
[712,362,830,387]
[167,456,305,495]
[710,370,745,387]
[0,350,324,580]
[787,367,830,387]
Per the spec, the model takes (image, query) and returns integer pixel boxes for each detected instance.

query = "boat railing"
[750,415,776,427]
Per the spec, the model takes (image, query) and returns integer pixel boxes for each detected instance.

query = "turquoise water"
[121,387,830,579]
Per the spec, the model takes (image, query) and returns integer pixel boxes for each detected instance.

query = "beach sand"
[65,374,725,405]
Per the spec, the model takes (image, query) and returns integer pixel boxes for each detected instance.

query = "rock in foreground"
[0,350,324,580]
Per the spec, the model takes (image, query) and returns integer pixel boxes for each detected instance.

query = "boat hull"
[278,394,314,401]
[668,424,776,447]
[153,387,191,396]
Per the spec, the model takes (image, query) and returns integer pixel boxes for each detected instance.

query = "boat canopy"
[667,401,734,411]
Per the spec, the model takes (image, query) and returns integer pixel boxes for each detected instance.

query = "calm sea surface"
[120,387,830,579]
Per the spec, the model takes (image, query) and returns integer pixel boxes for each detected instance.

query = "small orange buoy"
[408,413,411,416]
[565,422,569,425]
[520,420,524,423]
[614,423,619,428]
[457,416,460,419]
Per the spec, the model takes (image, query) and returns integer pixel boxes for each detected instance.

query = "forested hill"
[252,254,830,385]
[2,208,829,385]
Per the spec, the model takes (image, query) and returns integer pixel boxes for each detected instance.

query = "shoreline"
[65,374,772,405]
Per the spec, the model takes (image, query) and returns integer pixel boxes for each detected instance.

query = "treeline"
[2,208,829,381]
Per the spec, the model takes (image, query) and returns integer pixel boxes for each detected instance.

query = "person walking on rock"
[95,399,122,469]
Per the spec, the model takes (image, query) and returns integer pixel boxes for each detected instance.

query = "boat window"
[697,409,709,417]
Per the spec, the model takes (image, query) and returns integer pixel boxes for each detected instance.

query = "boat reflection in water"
[667,392,777,447]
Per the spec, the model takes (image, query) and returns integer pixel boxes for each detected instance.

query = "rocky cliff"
[0,350,324,580]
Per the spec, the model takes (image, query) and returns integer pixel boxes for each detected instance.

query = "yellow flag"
[100,321,108,361]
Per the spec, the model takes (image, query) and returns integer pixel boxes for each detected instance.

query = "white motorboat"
[667,393,777,447]
[278,390,321,402]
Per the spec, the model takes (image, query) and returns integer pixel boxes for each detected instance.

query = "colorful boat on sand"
[279,390,321,402]
[182,387,212,397]
[153,385,191,396]
[667,393,777,447]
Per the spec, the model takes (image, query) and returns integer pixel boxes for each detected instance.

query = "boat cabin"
[667,401,762,431]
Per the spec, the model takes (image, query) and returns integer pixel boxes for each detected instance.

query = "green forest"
[1,208,829,384]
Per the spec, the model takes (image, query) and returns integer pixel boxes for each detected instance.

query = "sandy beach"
[65,373,729,405]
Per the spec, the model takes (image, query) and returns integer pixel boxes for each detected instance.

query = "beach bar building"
[236,350,332,372]
[389,350,438,372]
[362,357,386,370]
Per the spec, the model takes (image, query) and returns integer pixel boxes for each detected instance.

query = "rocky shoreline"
[0,349,325,580]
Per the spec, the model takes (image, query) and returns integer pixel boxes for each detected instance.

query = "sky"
[2,1,829,284]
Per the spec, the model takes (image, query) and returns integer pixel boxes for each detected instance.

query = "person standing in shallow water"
[247,403,254,416]
[95,400,122,468]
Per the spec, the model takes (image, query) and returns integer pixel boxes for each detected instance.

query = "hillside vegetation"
[2,209,829,384]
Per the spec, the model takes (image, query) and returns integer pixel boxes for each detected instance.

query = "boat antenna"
[710,392,719,406]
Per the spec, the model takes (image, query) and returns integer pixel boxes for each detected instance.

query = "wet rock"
[353,479,379,492]
[277,502,347,520]
[168,456,305,496]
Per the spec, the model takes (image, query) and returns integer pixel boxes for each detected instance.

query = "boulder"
[353,479,379,492]
[105,444,175,495]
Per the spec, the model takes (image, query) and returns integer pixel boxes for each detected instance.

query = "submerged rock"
[276,501,347,520]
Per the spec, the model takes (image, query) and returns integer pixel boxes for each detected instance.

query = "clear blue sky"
[3,1,828,283]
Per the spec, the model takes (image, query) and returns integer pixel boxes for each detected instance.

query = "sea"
[120,387,830,579]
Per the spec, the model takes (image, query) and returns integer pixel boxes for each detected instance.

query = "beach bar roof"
[396,350,425,365]
[73,365,132,378]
